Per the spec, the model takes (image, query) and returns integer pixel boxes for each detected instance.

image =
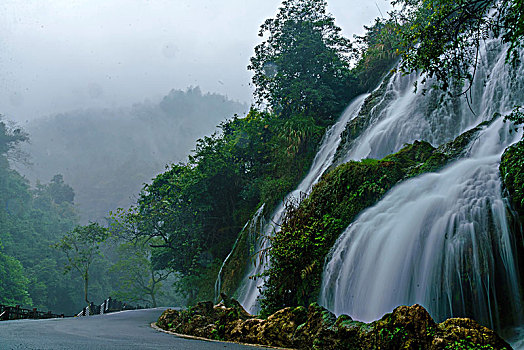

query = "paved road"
[0,308,266,350]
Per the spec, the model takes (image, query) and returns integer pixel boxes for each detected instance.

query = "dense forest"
[1,1,524,347]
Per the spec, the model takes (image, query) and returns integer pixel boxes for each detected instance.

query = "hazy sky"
[1,0,392,122]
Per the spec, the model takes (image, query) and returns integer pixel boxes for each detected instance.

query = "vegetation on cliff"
[501,140,524,221]
[260,119,491,315]
[392,0,524,94]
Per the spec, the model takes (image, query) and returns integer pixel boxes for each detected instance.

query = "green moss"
[501,140,524,220]
[444,338,502,350]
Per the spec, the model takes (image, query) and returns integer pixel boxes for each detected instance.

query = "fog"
[1,0,391,122]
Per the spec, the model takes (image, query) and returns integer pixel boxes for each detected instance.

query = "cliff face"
[500,138,524,289]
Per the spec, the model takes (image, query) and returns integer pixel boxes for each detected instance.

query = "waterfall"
[235,93,368,313]
[321,119,522,328]
[335,40,518,164]
[320,40,524,329]
[215,204,265,302]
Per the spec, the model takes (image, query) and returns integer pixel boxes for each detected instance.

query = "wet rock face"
[156,297,511,349]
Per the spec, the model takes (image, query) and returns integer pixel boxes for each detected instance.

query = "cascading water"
[321,119,522,328]
[334,39,518,165]
[235,94,368,313]
[320,40,524,331]
[215,204,265,302]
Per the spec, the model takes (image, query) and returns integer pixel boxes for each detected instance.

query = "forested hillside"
[0,121,82,313]
[18,87,247,223]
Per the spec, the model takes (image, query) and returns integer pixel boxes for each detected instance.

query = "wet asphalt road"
[0,308,266,350]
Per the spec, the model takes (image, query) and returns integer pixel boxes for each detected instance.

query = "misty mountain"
[17,87,248,222]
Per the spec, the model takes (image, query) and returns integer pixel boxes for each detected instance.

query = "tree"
[352,17,404,90]
[0,240,32,306]
[0,117,29,163]
[110,240,171,307]
[46,174,75,205]
[54,223,109,304]
[249,0,359,125]
[392,0,524,94]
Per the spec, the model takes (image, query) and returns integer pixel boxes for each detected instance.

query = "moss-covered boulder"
[501,139,524,221]
[156,299,511,349]
[256,306,308,347]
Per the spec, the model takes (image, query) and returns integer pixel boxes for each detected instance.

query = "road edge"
[150,322,293,349]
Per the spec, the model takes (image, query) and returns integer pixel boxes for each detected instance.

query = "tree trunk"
[151,292,157,308]
[84,270,89,304]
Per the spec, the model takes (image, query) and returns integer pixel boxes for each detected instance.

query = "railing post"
[3,306,10,320]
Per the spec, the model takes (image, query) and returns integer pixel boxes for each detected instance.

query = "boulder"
[257,306,307,347]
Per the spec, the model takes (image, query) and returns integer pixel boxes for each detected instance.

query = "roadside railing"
[0,304,64,321]
[76,297,144,317]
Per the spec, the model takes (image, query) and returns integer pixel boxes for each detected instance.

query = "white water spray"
[215,204,265,302]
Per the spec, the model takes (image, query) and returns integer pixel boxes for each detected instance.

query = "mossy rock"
[157,301,510,350]
[501,139,524,219]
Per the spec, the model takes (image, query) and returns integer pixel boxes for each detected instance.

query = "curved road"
[0,308,266,350]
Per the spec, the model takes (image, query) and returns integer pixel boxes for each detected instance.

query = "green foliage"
[0,118,29,161]
[392,0,524,94]
[0,118,96,314]
[500,140,524,219]
[110,239,171,307]
[444,338,500,350]
[352,18,403,91]
[54,223,109,303]
[44,174,75,205]
[117,103,328,303]
[0,241,31,306]
[504,105,524,126]
[249,0,360,125]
